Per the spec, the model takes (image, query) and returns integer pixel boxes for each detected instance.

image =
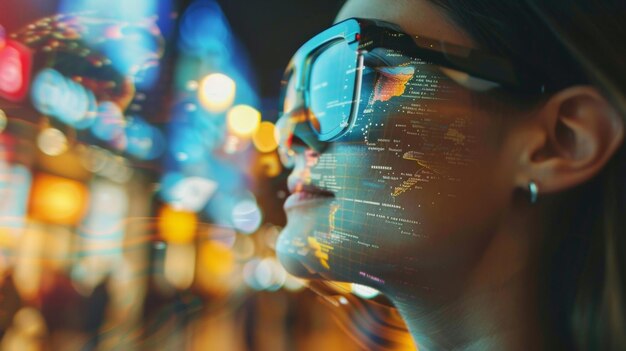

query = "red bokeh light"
[0,40,32,102]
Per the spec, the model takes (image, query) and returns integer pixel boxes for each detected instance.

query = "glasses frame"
[279,18,546,142]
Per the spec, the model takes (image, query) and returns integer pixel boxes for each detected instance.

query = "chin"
[276,201,338,280]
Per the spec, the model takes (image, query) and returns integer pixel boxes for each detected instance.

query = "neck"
[390,211,545,351]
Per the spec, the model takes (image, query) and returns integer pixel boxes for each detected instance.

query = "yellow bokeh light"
[252,121,279,153]
[198,73,236,113]
[29,174,88,226]
[37,127,68,156]
[258,153,282,178]
[158,205,197,244]
[198,241,234,278]
[227,105,261,138]
[164,243,196,290]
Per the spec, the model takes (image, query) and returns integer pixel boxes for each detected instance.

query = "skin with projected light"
[276,0,625,350]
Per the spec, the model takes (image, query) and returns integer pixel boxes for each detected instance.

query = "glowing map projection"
[371,66,415,103]
[278,47,481,297]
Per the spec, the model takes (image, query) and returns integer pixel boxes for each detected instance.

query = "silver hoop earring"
[528,181,539,204]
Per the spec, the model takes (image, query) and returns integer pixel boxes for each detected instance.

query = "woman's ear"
[515,86,624,194]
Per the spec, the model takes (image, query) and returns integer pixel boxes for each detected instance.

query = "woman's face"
[277,0,515,297]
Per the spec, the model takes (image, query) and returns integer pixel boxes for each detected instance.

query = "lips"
[284,190,335,210]
[284,174,335,210]
[284,151,334,210]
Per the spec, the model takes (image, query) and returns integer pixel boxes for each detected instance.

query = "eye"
[363,48,415,68]
[362,49,416,82]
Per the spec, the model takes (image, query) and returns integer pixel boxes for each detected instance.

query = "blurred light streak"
[164,243,195,290]
[253,121,279,153]
[158,205,197,244]
[351,283,381,299]
[231,198,262,234]
[0,40,32,102]
[36,127,68,156]
[29,173,88,226]
[227,104,261,138]
[198,73,236,113]
[179,0,231,55]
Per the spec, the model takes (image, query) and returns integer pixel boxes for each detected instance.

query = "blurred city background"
[0,0,414,349]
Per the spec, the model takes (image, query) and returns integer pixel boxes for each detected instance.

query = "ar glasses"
[278,18,545,147]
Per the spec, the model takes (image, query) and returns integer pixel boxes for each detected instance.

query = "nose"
[276,106,329,168]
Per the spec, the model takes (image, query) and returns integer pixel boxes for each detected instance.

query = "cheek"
[312,101,503,280]
[279,67,507,289]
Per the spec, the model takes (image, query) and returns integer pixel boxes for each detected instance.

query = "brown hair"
[429,0,626,349]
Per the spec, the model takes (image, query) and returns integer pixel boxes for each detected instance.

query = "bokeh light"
[29,174,89,226]
[198,240,235,277]
[91,101,125,142]
[0,4,389,351]
[227,104,261,138]
[252,121,279,153]
[0,41,31,102]
[198,73,236,112]
[36,128,68,156]
[231,199,262,234]
[124,116,164,160]
[351,283,381,299]
[160,174,218,212]
[164,243,196,290]
[158,205,198,244]
[243,257,287,291]
[31,69,94,127]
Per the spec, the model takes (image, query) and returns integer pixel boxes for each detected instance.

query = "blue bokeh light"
[91,101,125,142]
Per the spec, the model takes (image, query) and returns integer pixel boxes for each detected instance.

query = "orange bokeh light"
[158,205,198,244]
[29,174,89,226]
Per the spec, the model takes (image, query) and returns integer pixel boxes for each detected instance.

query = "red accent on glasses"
[0,40,33,102]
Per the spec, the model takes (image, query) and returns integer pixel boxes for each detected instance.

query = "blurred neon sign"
[0,41,32,102]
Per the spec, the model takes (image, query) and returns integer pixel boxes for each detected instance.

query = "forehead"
[335,0,474,48]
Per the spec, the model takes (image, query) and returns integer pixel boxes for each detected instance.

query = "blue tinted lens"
[308,39,358,139]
